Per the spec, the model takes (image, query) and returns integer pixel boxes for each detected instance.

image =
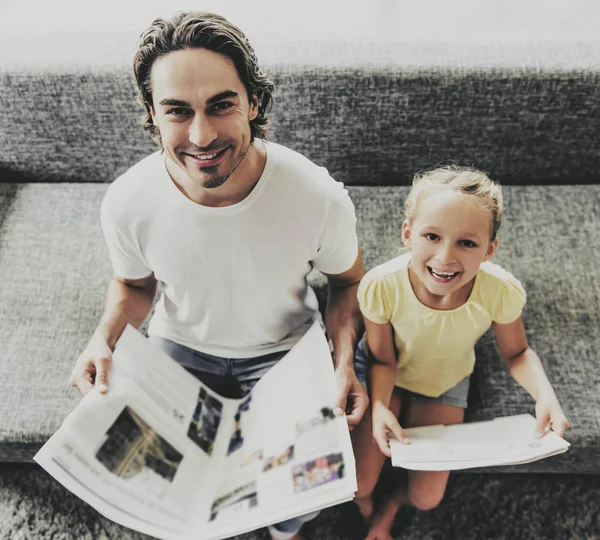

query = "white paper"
[390,414,570,471]
[34,322,356,539]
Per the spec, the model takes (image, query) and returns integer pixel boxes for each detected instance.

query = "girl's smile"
[427,266,461,283]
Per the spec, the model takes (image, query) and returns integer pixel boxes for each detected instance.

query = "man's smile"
[183,146,229,167]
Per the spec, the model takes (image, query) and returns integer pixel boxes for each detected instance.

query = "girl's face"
[402,189,499,301]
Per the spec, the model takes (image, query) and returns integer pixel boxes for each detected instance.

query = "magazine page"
[186,322,357,540]
[390,414,570,471]
[34,325,240,540]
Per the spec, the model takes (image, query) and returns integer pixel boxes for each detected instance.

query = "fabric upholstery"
[1,183,598,472]
[1,37,599,186]
[0,32,598,472]
[0,184,111,458]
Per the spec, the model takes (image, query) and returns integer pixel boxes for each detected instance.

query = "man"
[69,11,367,540]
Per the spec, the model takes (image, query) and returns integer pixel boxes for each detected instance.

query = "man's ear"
[483,237,499,262]
[248,94,259,121]
[150,104,157,124]
[401,220,411,248]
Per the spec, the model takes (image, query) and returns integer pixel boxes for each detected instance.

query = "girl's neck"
[407,262,476,311]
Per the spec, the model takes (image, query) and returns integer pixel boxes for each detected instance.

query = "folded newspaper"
[390,414,570,471]
[35,322,357,540]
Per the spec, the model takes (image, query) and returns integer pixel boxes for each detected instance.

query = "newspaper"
[34,322,357,540]
[390,414,570,471]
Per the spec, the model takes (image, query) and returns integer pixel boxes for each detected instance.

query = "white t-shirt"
[101,141,359,358]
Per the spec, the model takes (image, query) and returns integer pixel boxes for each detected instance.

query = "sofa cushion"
[0,184,111,459]
[1,182,598,472]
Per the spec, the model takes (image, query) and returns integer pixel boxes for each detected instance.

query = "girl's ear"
[483,237,499,262]
[401,220,411,248]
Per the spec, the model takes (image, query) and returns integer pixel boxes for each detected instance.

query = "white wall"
[1,0,598,41]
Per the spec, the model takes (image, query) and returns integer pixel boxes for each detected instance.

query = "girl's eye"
[459,240,477,248]
[424,233,439,241]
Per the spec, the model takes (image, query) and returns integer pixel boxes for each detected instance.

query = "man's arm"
[323,248,368,428]
[70,274,157,395]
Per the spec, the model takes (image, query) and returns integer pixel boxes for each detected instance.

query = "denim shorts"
[148,335,289,399]
[354,335,470,409]
[148,335,319,538]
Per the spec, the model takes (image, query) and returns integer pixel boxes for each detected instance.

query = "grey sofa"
[1,29,599,490]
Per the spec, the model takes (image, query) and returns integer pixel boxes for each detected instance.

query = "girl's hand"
[372,402,410,457]
[535,395,570,438]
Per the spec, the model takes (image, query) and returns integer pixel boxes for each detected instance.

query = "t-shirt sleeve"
[311,179,359,275]
[357,270,391,324]
[493,272,527,324]
[100,187,152,280]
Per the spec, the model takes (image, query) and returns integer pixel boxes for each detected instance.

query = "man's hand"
[68,275,156,396]
[535,394,570,438]
[334,366,369,429]
[69,335,112,395]
[372,401,409,457]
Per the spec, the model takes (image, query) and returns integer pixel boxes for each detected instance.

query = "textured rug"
[0,464,599,540]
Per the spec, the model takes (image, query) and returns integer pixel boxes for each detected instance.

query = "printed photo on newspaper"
[34,322,357,540]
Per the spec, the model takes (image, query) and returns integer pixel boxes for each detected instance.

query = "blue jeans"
[148,336,320,539]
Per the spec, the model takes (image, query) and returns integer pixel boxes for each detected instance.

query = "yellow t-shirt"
[357,252,526,397]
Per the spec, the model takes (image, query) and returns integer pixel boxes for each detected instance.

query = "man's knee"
[268,510,319,540]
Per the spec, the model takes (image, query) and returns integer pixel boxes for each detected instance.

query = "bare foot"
[365,513,394,540]
[365,523,393,540]
[364,498,399,540]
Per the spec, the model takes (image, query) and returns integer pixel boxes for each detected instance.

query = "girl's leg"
[352,392,402,521]
[406,401,464,510]
[366,401,464,540]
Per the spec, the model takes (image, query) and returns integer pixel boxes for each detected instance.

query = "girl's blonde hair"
[405,165,503,241]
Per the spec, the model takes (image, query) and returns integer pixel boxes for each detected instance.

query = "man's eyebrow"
[158,98,191,107]
[158,91,239,108]
[206,90,239,105]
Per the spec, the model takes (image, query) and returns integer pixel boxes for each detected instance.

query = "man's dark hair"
[133,11,274,145]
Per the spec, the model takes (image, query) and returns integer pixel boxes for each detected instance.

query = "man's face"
[150,48,258,190]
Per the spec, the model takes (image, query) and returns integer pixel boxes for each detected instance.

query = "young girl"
[351,165,569,540]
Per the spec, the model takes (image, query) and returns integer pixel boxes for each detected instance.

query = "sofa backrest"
[1,34,599,186]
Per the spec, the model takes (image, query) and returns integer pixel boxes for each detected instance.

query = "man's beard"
[197,142,250,190]
[201,169,229,189]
